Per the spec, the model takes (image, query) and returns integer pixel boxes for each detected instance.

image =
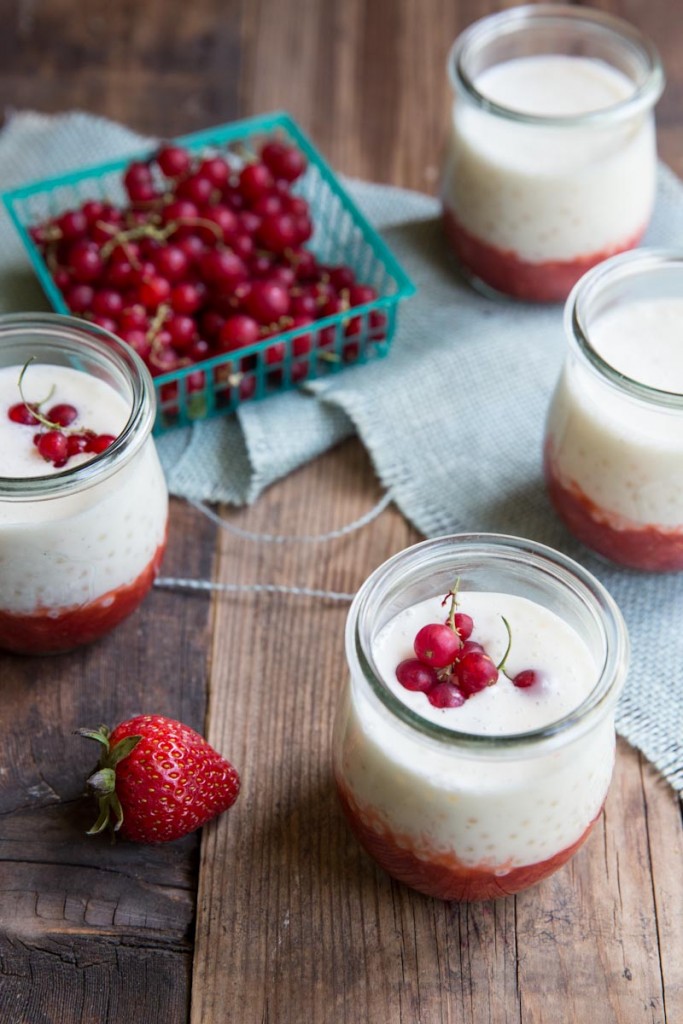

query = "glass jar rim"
[346,533,629,755]
[447,3,664,128]
[566,248,683,410]
[0,312,156,498]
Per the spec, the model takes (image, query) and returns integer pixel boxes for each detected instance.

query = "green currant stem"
[497,616,513,676]
[443,578,461,633]
[17,359,62,432]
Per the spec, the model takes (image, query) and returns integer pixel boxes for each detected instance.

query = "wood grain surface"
[0,1,682,1023]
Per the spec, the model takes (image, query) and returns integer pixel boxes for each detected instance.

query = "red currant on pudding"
[427,681,466,709]
[453,612,474,640]
[396,659,438,693]
[36,430,69,465]
[8,402,39,425]
[46,403,78,427]
[86,434,116,454]
[512,670,538,689]
[457,640,485,659]
[454,651,499,697]
[413,623,462,669]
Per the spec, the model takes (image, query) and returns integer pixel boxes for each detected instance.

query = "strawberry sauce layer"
[442,206,644,303]
[0,534,167,655]
[544,449,683,571]
[337,781,598,901]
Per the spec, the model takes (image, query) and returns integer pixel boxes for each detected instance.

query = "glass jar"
[441,4,663,302]
[333,534,628,901]
[545,250,683,570]
[0,314,168,654]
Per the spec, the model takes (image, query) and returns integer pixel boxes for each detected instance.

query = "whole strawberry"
[78,715,240,843]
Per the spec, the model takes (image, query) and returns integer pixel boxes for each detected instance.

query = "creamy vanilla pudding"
[334,535,628,901]
[0,316,168,654]
[545,252,683,570]
[442,7,663,301]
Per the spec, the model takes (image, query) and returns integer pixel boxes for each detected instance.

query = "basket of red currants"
[2,112,415,432]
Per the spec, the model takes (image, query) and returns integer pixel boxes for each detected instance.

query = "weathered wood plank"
[0,0,682,1022]
[0,498,215,1024]
[191,436,683,1024]
[0,0,245,136]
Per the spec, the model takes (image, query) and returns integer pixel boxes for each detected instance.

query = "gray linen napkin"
[1,111,682,792]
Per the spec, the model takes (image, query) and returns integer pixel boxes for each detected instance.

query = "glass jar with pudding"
[0,314,168,654]
[441,5,663,302]
[333,534,628,901]
[545,250,683,570]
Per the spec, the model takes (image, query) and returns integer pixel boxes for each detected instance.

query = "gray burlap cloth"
[2,111,682,792]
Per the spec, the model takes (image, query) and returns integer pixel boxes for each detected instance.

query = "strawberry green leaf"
[75,726,111,749]
[108,735,142,766]
[87,799,112,835]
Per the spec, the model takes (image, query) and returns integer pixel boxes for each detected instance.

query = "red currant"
[395,659,438,693]
[46,403,78,427]
[512,670,538,689]
[8,402,39,425]
[85,434,116,454]
[427,682,466,709]
[219,314,260,352]
[413,623,462,668]
[245,280,290,323]
[239,162,274,202]
[157,145,192,178]
[455,652,499,697]
[260,141,307,182]
[37,431,69,464]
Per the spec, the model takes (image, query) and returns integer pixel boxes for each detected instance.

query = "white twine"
[154,578,355,601]
[186,490,392,543]
[154,490,392,601]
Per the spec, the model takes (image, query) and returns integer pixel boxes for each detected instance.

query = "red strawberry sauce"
[544,446,683,571]
[442,205,645,303]
[0,533,167,655]
[337,780,600,901]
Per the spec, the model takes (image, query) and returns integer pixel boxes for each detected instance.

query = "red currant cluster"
[28,138,385,406]
[8,397,115,469]
[395,586,538,709]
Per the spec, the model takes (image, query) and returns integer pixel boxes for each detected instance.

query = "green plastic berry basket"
[1,111,415,433]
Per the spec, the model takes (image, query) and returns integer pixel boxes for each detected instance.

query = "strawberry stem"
[78,726,141,839]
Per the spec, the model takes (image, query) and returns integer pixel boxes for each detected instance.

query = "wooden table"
[2,2,682,1022]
